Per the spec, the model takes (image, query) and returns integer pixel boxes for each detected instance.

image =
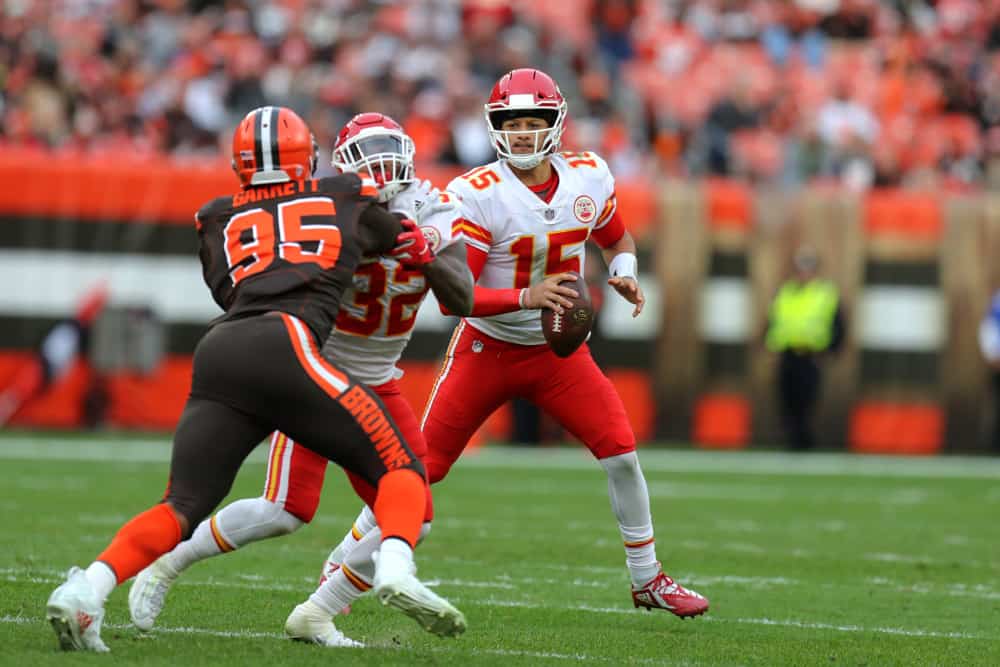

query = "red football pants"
[422,321,636,483]
[261,378,432,523]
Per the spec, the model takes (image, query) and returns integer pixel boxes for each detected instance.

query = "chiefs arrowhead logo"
[420,226,442,252]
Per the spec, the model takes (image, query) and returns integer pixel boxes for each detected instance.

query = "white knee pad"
[215,497,304,546]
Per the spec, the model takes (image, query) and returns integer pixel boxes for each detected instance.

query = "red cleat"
[631,568,709,618]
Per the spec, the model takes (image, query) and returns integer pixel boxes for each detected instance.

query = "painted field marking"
[6,571,998,640]
[1,614,668,664]
[2,437,1000,479]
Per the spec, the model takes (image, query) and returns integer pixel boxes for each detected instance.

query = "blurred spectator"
[817,0,875,40]
[979,289,1000,452]
[2,0,1000,191]
[761,3,827,69]
[439,91,495,167]
[702,76,762,175]
[816,81,879,188]
[591,0,637,73]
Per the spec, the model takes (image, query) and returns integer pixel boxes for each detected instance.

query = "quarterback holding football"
[327,68,709,619]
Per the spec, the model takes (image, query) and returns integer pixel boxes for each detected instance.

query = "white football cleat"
[128,556,178,631]
[46,567,109,652]
[372,552,466,638]
[285,600,363,648]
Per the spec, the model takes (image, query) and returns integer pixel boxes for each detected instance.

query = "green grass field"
[1,432,998,665]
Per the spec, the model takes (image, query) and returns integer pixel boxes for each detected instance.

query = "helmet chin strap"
[506,153,545,170]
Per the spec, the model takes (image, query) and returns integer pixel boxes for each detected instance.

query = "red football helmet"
[485,68,567,170]
[332,112,415,202]
[231,106,318,188]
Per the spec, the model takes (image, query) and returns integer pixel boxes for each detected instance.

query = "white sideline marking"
[3,614,665,663]
[9,567,1000,619]
[2,437,1000,479]
[717,616,987,640]
[6,598,990,645]
[452,599,991,640]
[13,566,999,600]
[4,613,281,639]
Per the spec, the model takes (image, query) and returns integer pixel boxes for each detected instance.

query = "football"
[540,271,594,358]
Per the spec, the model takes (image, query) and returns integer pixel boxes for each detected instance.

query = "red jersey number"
[509,227,590,289]
[336,263,427,337]
[462,167,501,191]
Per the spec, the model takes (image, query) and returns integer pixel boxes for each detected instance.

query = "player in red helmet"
[45,106,467,652]
[126,111,473,646]
[484,68,568,170]
[332,112,416,202]
[328,69,710,620]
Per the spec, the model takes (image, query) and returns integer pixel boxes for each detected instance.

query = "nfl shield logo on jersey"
[573,195,596,223]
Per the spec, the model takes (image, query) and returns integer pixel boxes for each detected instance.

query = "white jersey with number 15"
[446,151,618,346]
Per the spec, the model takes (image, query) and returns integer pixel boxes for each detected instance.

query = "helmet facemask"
[485,104,566,170]
[332,130,415,202]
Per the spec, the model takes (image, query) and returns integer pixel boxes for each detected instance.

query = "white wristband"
[608,253,638,279]
[518,288,529,309]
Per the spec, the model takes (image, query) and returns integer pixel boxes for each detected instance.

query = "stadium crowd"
[3,0,1000,191]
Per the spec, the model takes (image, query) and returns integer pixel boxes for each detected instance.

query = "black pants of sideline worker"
[778,350,821,451]
[993,373,1000,452]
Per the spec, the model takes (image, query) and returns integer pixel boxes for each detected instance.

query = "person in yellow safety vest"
[765,247,845,450]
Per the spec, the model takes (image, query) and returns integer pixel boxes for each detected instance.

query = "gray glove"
[388,179,434,221]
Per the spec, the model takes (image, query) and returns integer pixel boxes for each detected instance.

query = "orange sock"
[96,503,182,583]
[373,469,426,548]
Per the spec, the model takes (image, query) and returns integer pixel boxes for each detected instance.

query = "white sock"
[164,497,303,573]
[310,567,364,616]
[599,451,660,586]
[328,505,376,564]
[375,536,415,582]
[311,521,430,614]
[341,521,431,582]
[85,561,117,603]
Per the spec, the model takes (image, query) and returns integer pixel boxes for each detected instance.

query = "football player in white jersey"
[327,69,710,619]
[127,113,473,645]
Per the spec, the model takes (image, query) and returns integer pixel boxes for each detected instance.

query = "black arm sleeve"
[358,205,403,255]
[828,304,846,353]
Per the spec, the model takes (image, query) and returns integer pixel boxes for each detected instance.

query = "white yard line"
[0,597,997,652]
[713,616,988,640]
[2,614,670,664]
[3,614,282,639]
[450,599,992,640]
[2,437,1000,479]
[5,600,990,645]
[11,564,999,600]
[7,569,1000,638]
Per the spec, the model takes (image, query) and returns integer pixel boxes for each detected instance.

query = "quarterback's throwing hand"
[390,218,435,267]
[608,276,645,317]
